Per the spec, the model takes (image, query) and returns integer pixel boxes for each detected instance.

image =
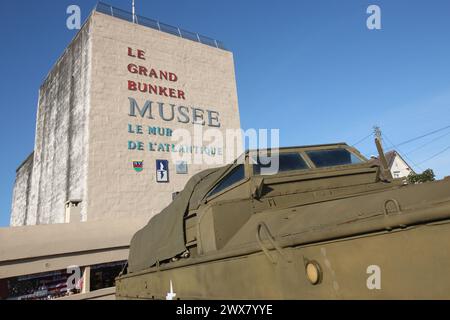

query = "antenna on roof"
[132,0,136,23]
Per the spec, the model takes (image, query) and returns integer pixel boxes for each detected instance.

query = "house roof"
[385,150,397,168]
[370,150,415,174]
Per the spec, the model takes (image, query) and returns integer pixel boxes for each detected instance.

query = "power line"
[382,133,424,172]
[395,124,450,148]
[417,145,450,166]
[405,130,450,155]
[353,125,450,166]
[352,132,373,146]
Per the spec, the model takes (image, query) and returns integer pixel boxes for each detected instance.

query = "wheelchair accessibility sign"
[156,160,169,183]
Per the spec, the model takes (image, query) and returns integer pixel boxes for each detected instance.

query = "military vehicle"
[116,140,450,299]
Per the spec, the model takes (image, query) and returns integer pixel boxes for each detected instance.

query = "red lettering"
[137,49,146,60]
[149,69,158,79]
[160,71,168,81]
[169,73,178,82]
[128,48,145,60]
[159,87,168,97]
[128,79,186,100]
[178,90,186,100]
[128,80,137,91]
[127,63,138,74]
[149,84,158,95]
[138,82,148,93]
[139,66,148,76]
[128,47,136,58]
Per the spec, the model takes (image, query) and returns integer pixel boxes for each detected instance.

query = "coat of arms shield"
[133,161,144,172]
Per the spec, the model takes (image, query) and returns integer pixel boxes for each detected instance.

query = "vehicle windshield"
[306,148,364,168]
[252,152,309,176]
[207,165,245,197]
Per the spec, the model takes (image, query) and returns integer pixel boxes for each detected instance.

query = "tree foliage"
[407,169,436,184]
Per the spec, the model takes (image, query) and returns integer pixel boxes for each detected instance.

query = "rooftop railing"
[95,2,227,51]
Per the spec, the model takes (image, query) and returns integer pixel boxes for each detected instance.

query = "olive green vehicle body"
[116,143,450,299]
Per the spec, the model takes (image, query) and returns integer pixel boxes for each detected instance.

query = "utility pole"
[373,125,382,141]
[373,125,393,180]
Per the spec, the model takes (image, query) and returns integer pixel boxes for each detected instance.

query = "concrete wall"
[0,216,148,278]
[12,19,93,225]
[10,10,242,225]
[86,12,242,221]
[10,154,34,226]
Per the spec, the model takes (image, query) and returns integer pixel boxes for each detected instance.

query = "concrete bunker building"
[1,3,242,300]
[10,3,242,227]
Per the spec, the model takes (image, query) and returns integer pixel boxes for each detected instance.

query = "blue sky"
[1,0,450,227]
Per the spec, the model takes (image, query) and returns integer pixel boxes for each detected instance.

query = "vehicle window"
[253,153,309,176]
[207,165,245,198]
[306,149,363,168]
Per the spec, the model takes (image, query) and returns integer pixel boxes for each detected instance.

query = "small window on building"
[252,153,309,176]
[207,165,245,198]
[306,148,363,168]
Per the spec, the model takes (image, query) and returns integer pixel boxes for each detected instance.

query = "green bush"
[407,169,436,184]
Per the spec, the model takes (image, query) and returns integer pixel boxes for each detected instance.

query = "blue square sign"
[156,160,169,183]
